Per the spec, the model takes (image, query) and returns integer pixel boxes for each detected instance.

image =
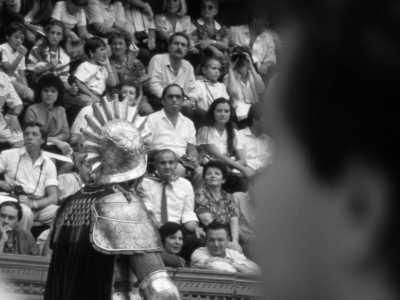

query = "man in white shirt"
[146,84,202,186]
[147,32,196,112]
[191,222,260,274]
[238,103,273,173]
[0,123,58,231]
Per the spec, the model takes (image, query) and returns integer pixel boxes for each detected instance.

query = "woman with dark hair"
[23,73,73,173]
[195,160,241,252]
[197,98,254,181]
[159,222,187,268]
[108,32,149,86]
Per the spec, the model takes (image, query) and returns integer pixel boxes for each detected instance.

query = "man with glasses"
[0,122,58,231]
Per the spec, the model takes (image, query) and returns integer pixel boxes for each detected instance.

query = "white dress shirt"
[147,109,196,157]
[138,176,198,224]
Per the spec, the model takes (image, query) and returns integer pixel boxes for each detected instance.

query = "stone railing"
[0,254,261,300]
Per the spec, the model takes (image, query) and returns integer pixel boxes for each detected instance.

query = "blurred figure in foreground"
[255,0,400,300]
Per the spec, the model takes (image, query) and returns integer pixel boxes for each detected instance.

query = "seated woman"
[51,0,91,61]
[191,0,230,75]
[85,0,129,39]
[159,222,187,268]
[154,0,197,54]
[0,69,24,149]
[195,160,241,252]
[197,98,255,192]
[23,73,73,174]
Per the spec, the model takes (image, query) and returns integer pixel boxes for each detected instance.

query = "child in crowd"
[73,37,117,105]
[51,0,91,60]
[224,47,265,124]
[193,57,229,113]
[0,22,34,103]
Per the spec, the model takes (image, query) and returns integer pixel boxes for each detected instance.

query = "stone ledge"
[0,254,261,299]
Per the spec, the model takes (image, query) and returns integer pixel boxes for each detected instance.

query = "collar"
[196,75,219,85]
[166,54,186,72]
[197,18,222,30]
[3,43,17,54]
[20,147,45,167]
[146,171,179,184]
[160,108,183,122]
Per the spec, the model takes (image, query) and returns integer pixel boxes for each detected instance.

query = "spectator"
[124,0,157,66]
[51,0,91,60]
[27,20,77,97]
[224,47,265,123]
[229,11,276,78]
[24,73,73,174]
[154,0,196,53]
[85,0,129,38]
[148,32,196,114]
[197,98,252,192]
[0,68,24,148]
[73,37,117,105]
[146,84,201,184]
[0,22,34,103]
[0,201,39,255]
[159,222,187,268]
[191,222,260,274]
[192,56,229,127]
[108,32,149,86]
[192,0,230,72]
[0,122,58,231]
[195,160,242,252]
[238,102,273,174]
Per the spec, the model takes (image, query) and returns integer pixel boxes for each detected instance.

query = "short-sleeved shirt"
[155,14,194,37]
[147,109,196,157]
[0,72,22,122]
[74,61,109,96]
[195,186,239,226]
[0,147,58,197]
[109,50,148,85]
[125,6,155,35]
[86,0,125,26]
[193,77,229,111]
[0,43,26,81]
[51,1,87,30]
[197,126,242,157]
[192,18,228,48]
[137,176,198,224]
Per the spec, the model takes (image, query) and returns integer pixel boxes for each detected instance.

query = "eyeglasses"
[201,5,215,10]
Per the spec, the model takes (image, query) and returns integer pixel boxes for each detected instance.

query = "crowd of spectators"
[0,0,278,274]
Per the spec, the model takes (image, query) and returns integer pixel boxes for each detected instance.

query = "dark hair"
[38,20,67,56]
[205,98,236,155]
[201,0,220,10]
[159,222,184,245]
[31,0,53,25]
[246,102,264,127]
[23,122,48,145]
[202,160,228,180]
[154,149,179,164]
[0,201,23,221]
[5,22,26,38]
[84,37,106,57]
[161,83,185,100]
[205,222,230,238]
[70,0,89,6]
[108,32,132,50]
[273,0,400,285]
[117,81,140,101]
[168,32,190,48]
[34,73,65,106]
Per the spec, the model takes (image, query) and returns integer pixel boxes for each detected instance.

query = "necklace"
[113,55,127,69]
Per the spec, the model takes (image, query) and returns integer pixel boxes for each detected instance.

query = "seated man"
[0,201,39,255]
[191,222,260,274]
[0,122,58,231]
[147,32,196,114]
[238,103,274,175]
[138,149,202,233]
[146,84,201,186]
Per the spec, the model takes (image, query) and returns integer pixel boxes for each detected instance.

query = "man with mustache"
[148,32,196,114]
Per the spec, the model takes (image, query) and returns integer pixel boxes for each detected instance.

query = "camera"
[13,185,26,196]
[230,46,249,62]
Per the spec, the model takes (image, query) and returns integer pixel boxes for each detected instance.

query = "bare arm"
[74,78,101,102]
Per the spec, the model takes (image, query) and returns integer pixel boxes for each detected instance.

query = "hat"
[82,98,149,185]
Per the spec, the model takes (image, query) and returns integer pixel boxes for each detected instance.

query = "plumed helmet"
[82,98,150,184]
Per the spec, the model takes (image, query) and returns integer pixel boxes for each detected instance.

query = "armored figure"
[44,98,180,300]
